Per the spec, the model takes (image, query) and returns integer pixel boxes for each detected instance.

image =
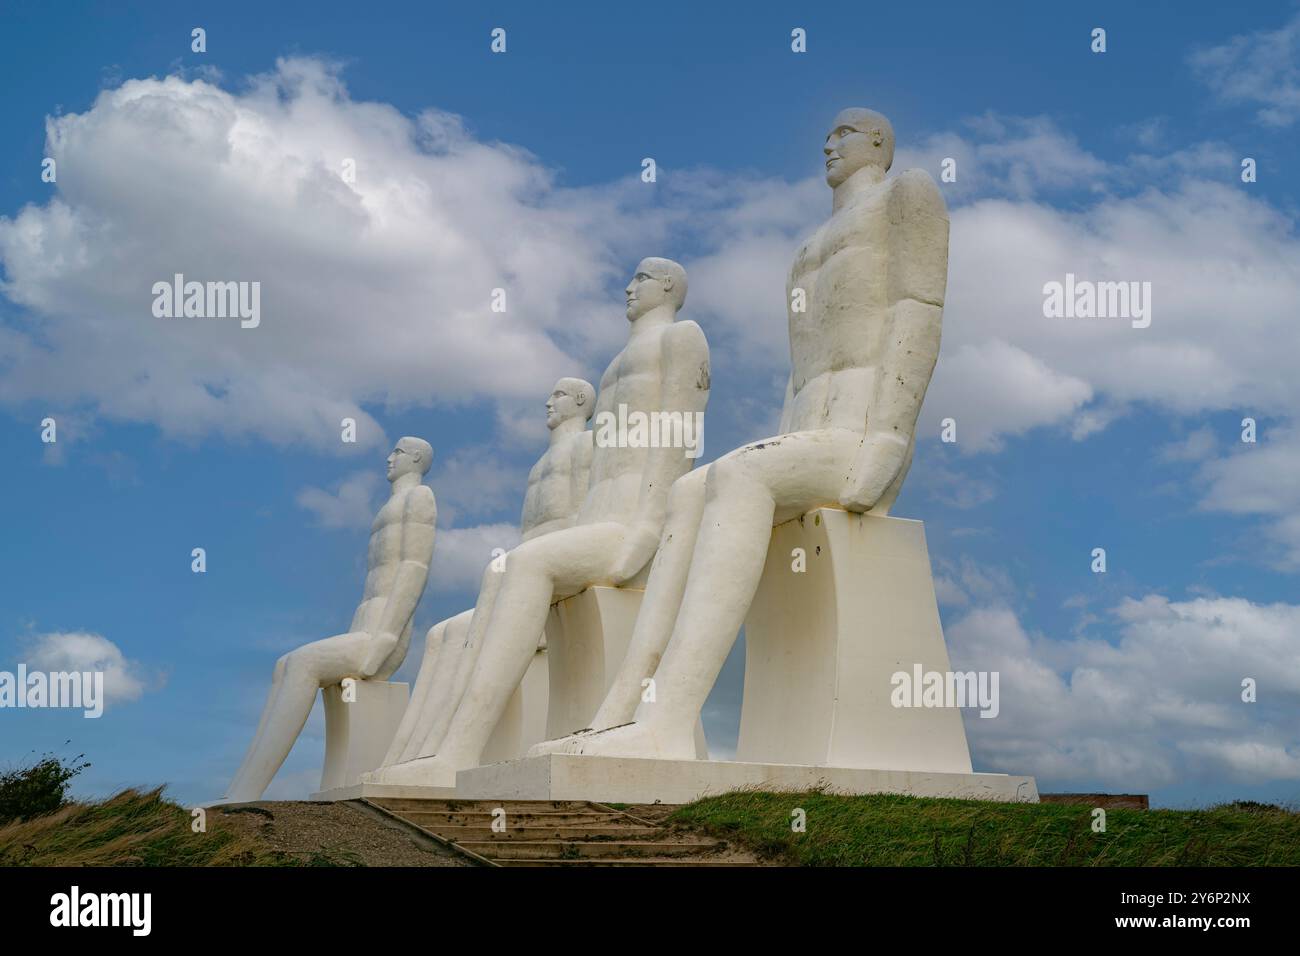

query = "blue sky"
[1,0,1298,809]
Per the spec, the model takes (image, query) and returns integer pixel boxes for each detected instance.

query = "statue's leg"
[382,614,455,767]
[869,434,914,516]
[375,524,624,786]
[413,566,504,758]
[225,631,377,801]
[530,469,709,757]
[571,430,858,759]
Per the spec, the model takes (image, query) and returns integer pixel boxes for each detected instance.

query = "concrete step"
[458,839,725,860]
[370,798,596,813]
[495,858,761,867]
[421,825,664,841]
[398,810,627,827]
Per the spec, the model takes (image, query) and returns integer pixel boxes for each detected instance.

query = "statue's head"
[547,377,595,429]
[625,257,687,321]
[824,108,894,187]
[387,436,433,481]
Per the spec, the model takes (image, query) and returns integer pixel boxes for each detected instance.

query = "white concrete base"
[739,509,973,773]
[480,644,550,765]
[310,780,458,802]
[545,586,709,758]
[454,754,1038,804]
[544,586,643,739]
[319,680,409,793]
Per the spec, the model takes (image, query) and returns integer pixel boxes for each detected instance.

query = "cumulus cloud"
[295,470,381,529]
[947,593,1300,788]
[4,62,1298,568]
[428,522,520,594]
[1194,425,1300,569]
[22,631,156,706]
[0,58,658,451]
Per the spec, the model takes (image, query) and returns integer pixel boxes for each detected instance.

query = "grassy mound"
[668,790,1300,866]
[0,788,295,866]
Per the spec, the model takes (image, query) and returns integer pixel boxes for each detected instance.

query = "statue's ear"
[575,391,586,406]
[870,127,884,147]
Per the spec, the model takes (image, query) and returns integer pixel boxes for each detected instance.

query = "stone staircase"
[363,797,760,867]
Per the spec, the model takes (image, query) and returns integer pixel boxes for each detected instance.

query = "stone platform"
[311,753,1037,804]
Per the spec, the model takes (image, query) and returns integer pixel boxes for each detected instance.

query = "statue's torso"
[580,323,692,526]
[521,430,591,541]
[352,487,417,631]
[786,180,896,434]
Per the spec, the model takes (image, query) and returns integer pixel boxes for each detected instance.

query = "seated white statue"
[368,257,710,787]
[532,108,948,761]
[379,378,594,768]
[223,437,437,801]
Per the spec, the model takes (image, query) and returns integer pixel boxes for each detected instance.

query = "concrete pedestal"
[480,644,550,765]
[739,509,973,773]
[317,680,408,794]
[455,753,1037,804]
[545,585,709,756]
[544,586,643,739]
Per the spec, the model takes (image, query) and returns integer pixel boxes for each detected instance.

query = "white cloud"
[295,470,381,529]
[429,447,527,528]
[4,65,1298,568]
[429,522,520,594]
[0,59,656,451]
[948,593,1300,788]
[22,631,155,706]
[1194,425,1300,568]
[1189,13,1300,127]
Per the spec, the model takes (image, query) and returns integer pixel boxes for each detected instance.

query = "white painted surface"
[455,754,1037,805]
[319,680,410,793]
[738,509,972,773]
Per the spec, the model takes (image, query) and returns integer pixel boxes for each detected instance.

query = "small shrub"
[0,751,90,824]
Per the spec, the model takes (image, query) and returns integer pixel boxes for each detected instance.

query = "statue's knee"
[428,624,449,655]
[708,454,755,494]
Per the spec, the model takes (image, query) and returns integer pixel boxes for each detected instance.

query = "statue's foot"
[361,755,458,788]
[526,729,596,758]
[547,720,696,760]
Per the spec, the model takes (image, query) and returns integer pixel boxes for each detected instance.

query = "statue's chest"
[790,193,888,287]
[369,496,402,535]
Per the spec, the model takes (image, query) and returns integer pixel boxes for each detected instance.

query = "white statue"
[380,379,594,768]
[223,437,438,801]
[368,257,710,786]
[534,108,948,760]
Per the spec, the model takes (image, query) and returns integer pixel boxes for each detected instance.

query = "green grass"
[0,788,300,866]
[668,790,1300,866]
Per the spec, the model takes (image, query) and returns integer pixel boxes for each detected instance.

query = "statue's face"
[386,440,421,480]
[546,386,580,429]
[824,115,880,187]
[625,261,669,321]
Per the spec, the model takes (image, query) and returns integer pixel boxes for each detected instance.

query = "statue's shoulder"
[403,483,437,522]
[663,318,709,358]
[889,168,948,220]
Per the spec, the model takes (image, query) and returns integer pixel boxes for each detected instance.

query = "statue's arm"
[841,170,948,511]
[638,320,710,520]
[568,430,594,521]
[611,321,710,581]
[368,486,437,668]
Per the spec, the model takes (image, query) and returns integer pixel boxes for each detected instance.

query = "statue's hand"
[359,631,401,678]
[840,431,909,512]
[610,522,661,584]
